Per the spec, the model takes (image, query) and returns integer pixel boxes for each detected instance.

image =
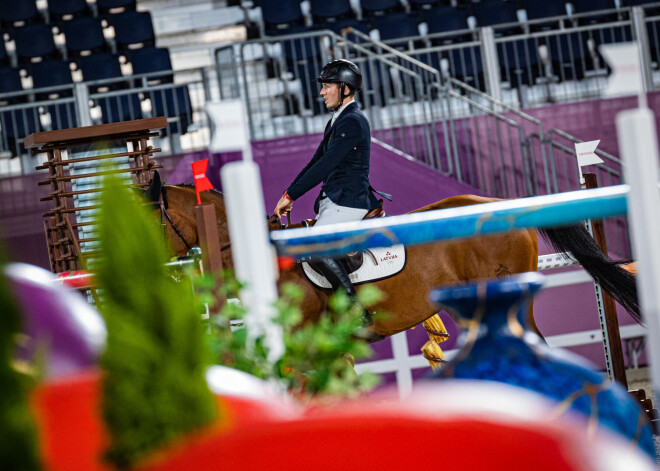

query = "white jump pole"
[210,100,283,362]
[617,107,660,395]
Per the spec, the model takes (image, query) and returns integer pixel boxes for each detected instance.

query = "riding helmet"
[317,59,362,93]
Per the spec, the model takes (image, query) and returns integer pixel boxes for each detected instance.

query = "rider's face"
[320,82,341,109]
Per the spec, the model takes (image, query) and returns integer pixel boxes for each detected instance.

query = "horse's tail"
[539,225,642,324]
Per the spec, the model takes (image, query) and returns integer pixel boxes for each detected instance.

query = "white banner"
[599,42,643,97]
[574,140,603,185]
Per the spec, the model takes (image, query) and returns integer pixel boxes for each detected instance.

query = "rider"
[273,59,383,327]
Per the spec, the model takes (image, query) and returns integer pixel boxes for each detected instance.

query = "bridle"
[157,186,192,251]
[157,185,233,255]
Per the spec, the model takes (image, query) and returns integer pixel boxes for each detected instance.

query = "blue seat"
[309,0,353,23]
[360,0,402,17]
[572,0,616,13]
[76,53,124,90]
[445,48,485,90]
[29,59,73,91]
[408,0,443,12]
[48,0,91,23]
[546,33,589,81]
[472,0,520,34]
[522,0,567,19]
[373,12,420,42]
[0,39,8,66]
[145,85,192,135]
[12,24,58,65]
[95,93,143,123]
[269,26,324,64]
[46,103,78,131]
[261,0,305,29]
[0,0,41,29]
[423,6,470,43]
[0,66,23,98]
[110,11,155,50]
[96,0,137,16]
[497,39,542,87]
[62,17,109,57]
[126,47,174,83]
[322,18,371,36]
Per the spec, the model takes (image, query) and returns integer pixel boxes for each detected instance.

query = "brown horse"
[149,181,640,341]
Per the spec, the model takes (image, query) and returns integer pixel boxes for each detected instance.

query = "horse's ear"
[145,171,162,203]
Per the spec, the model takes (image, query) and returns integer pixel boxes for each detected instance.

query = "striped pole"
[271,185,629,259]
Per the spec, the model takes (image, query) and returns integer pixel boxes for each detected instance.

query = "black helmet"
[317,59,362,93]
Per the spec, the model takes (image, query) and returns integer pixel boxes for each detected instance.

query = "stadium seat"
[126,47,174,83]
[269,26,324,64]
[571,0,616,14]
[96,0,137,16]
[309,0,354,24]
[110,11,156,50]
[545,33,589,81]
[497,39,542,87]
[360,0,403,17]
[75,53,124,90]
[29,60,77,130]
[408,0,443,12]
[373,12,420,42]
[0,0,41,29]
[0,39,8,67]
[472,0,520,35]
[322,18,371,36]
[12,24,58,65]
[29,59,73,90]
[522,0,567,30]
[94,93,143,123]
[261,0,305,30]
[445,48,485,90]
[0,66,23,99]
[145,85,193,135]
[62,17,109,58]
[47,0,92,23]
[423,6,470,44]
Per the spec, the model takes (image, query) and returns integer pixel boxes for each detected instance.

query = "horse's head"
[267,214,285,231]
[144,172,198,257]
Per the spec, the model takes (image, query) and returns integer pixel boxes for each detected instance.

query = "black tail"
[539,225,642,324]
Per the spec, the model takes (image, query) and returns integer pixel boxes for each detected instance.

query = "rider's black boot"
[308,256,374,327]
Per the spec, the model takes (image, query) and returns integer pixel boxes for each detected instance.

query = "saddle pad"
[302,245,406,289]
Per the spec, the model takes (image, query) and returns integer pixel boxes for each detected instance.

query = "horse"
[146,177,640,344]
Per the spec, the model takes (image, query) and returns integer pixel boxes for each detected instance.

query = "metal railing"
[0,67,214,175]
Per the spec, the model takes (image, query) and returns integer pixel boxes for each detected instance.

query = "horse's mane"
[168,183,224,197]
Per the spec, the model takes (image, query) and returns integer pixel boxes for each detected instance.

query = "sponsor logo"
[380,251,398,262]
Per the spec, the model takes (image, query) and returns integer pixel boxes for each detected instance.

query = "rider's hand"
[274,194,293,219]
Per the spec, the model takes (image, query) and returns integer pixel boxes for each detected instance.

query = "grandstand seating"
[260,0,305,31]
[75,53,124,88]
[110,11,156,50]
[322,18,371,36]
[12,24,58,65]
[96,0,137,17]
[497,39,542,87]
[546,33,590,81]
[29,60,77,130]
[408,0,443,12]
[0,40,8,67]
[126,47,174,83]
[521,0,568,30]
[0,66,23,100]
[309,0,354,24]
[373,12,421,42]
[62,17,109,58]
[0,0,41,29]
[471,0,520,35]
[29,59,73,91]
[47,0,92,24]
[360,0,403,18]
[423,6,470,44]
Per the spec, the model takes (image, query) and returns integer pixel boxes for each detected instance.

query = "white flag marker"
[574,140,604,185]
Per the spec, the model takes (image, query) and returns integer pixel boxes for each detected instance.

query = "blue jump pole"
[270,185,630,259]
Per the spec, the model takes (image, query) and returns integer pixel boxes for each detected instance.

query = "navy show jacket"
[286,101,380,214]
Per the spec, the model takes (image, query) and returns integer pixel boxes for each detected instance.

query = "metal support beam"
[480,27,502,102]
[631,7,654,93]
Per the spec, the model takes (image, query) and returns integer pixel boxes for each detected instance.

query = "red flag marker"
[191,159,214,204]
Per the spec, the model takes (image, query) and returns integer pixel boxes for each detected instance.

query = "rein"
[159,187,192,251]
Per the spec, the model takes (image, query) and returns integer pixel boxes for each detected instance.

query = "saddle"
[304,204,386,276]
